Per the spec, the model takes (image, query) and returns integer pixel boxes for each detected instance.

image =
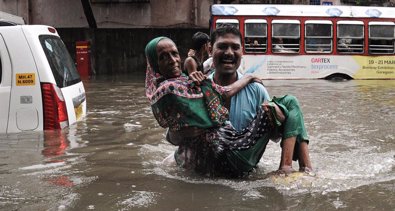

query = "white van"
[0,25,87,133]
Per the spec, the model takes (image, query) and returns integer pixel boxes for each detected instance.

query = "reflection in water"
[42,131,69,160]
[0,119,91,210]
[0,77,394,211]
[42,131,75,188]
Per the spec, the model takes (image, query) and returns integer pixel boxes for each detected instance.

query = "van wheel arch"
[324,73,353,81]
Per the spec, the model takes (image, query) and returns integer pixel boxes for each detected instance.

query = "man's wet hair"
[192,32,210,50]
[210,24,242,46]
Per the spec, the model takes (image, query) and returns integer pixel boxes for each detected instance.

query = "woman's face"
[156,39,182,79]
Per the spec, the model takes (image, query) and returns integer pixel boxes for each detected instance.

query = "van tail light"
[41,83,69,130]
[48,27,57,34]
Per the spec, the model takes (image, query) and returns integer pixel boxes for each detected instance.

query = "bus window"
[305,20,332,53]
[368,22,395,54]
[337,21,364,54]
[244,19,267,53]
[216,19,239,29]
[272,20,300,53]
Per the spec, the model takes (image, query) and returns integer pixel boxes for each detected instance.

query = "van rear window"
[0,57,2,83]
[39,35,81,88]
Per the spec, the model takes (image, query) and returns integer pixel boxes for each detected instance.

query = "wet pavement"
[1,75,394,210]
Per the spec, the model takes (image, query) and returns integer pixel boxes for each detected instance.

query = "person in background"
[273,37,287,53]
[184,32,211,75]
[338,38,352,52]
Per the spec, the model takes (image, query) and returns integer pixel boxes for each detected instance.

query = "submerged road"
[1,76,394,210]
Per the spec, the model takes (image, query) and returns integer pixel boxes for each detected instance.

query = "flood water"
[1,75,394,211]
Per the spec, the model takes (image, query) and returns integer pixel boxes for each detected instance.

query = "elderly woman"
[145,36,312,177]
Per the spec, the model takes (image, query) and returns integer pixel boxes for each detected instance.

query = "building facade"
[0,0,212,28]
[1,0,394,28]
[1,0,395,75]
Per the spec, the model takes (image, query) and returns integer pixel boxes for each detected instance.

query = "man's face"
[156,39,182,79]
[212,33,242,75]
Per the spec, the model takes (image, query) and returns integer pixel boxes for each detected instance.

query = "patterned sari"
[145,37,275,177]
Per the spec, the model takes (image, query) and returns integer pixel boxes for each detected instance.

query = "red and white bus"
[210,4,395,79]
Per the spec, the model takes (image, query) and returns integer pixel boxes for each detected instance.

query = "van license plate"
[74,104,83,120]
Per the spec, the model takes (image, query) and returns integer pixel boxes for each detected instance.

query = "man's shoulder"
[184,57,193,65]
[208,71,267,95]
[236,75,269,101]
[184,56,196,64]
[184,57,198,71]
[237,72,266,91]
[241,81,266,94]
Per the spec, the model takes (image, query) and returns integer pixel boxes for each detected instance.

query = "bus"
[210,4,395,79]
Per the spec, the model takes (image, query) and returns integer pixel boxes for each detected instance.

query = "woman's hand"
[245,74,263,85]
[220,74,261,99]
[189,71,206,85]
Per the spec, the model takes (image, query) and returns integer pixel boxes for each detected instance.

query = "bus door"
[0,34,11,133]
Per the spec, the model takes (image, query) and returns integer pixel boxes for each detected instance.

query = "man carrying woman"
[208,26,312,174]
[145,27,312,178]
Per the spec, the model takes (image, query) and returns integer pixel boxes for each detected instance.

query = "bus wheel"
[324,73,353,81]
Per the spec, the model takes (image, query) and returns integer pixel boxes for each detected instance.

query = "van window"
[272,20,300,53]
[0,57,2,84]
[244,19,267,53]
[337,21,364,54]
[368,22,395,54]
[39,35,81,88]
[305,21,332,53]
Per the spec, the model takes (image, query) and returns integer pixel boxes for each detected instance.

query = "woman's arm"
[189,72,261,99]
[221,74,262,99]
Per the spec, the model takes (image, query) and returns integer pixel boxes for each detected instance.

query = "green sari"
[145,37,309,177]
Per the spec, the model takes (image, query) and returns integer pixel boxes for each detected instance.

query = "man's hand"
[189,71,206,85]
[262,102,285,123]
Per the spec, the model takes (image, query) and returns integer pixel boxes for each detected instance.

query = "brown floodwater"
[1,75,394,211]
